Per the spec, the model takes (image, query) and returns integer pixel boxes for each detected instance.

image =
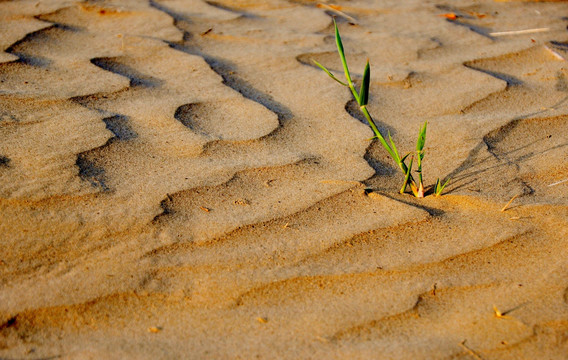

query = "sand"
[1,0,567,358]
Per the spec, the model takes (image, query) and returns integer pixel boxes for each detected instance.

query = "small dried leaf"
[500,194,519,212]
[467,11,487,19]
[439,13,458,20]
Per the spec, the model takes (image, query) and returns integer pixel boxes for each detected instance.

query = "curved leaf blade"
[334,19,352,85]
[416,121,427,154]
[388,131,401,164]
[359,60,370,106]
[312,60,348,86]
[400,156,414,194]
[435,177,450,196]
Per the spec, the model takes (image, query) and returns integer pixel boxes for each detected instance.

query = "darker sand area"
[1,0,568,359]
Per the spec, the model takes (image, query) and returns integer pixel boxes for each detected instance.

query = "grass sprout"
[434,177,451,197]
[314,19,448,197]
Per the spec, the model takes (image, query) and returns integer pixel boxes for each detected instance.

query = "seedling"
[314,19,448,197]
[434,177,451,197]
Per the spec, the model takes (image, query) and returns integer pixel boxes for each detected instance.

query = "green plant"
[434,177,451,197]
[314,19,448,197]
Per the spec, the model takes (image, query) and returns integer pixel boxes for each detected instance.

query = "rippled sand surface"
[1,0,567,358]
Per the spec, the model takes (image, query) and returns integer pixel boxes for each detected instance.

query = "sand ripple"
[1,0,567,358]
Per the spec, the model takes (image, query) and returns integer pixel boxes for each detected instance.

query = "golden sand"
[1,0,567,358]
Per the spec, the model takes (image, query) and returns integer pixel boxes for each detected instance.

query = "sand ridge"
[1,0,568,359]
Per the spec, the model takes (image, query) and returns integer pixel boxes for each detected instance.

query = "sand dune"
[1,0,567,359]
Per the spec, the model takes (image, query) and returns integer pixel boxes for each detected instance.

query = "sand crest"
[1,0,567,358]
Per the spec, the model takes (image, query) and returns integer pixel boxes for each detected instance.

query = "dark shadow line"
[378,191,444,217]
[445,110,568,194]
[345,99,396,137]
[4,19,81,65]
[445,19,494,40]
[149,0,293,126]
[550,40,568,50]
[169,41,294,125]
[464,64,522,87]
[3,23,60,67]
[102,115,138,140]
[90,58,164,88]
[205,1,259,18]
[76,150,111,192]
[148,0,188,23]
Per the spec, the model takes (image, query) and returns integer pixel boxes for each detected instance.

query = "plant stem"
[360,104,413,182]
[416,157,424,198]
[319,20,444,198]
[359,104,396,164]
[359,105,383,143]
[417,182,425,198]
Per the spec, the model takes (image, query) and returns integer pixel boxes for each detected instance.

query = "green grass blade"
[360,106,392,157]
[359,60,370,106]
[415,122,427,187]
[416,121,427,154]
[350,87,361,105]
[334,19,353,86]
[399,153,412,180]
[400,156,414,194]
[410,182,419,197]
[440,178,450,192]
[435,177,450,196]
[312,60,348,86]
[388,131,400,164]
[375,134,396,163]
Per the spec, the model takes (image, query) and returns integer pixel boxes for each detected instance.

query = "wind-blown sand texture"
[1,0,568,358]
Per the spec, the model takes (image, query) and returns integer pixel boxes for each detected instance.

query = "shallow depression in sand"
[175,98,279,141]
[1,0,568,359]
